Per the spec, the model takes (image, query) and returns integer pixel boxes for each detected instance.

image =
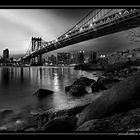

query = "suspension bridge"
[19,8,140,65]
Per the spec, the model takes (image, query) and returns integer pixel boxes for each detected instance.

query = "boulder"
[65,77,95,96]
[41,115,77,132]
[76,72,140,127]
[24,127,37,132]
[74,63,103,71]
[37,103,89,128]
[104,61,133,73]
[98,76,119,84]
[76,108,140,132]
[97,76,120,89]
[90,82,106,92]
[68,85,88,96]
[0,109,14,120]
[65,86,71,92]
[33,89,53,98]
[72,77,95,87]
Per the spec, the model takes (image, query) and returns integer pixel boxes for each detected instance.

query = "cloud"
[0,9,58,56]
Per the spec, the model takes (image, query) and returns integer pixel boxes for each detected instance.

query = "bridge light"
[90,23,93,27]
[55,39,58,42]
[65,34,68,38]
[80,28,83,31]
[119,11,122,15]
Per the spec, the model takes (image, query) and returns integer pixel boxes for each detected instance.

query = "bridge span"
[20,9,140,65]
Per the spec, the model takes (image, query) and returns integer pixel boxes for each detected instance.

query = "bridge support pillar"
[31,57,35,65]
[37,54,42,65]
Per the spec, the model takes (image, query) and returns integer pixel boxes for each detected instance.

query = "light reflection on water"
[0,66,99,113]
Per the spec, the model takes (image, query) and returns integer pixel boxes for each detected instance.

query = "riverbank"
[74,63,103,71]
[35,60,140,133]
[0,92,102,131]
[1,60,140,133]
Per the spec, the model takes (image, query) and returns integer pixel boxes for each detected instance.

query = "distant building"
[10,57,13,63]
[88,51,97,64]
[3,49,9,62]
[77,51,85,64]
[0,56,3,63]
[57,52,71,65]
[98,55,108,66]
[48,55,57,65]
[71,52,79,64]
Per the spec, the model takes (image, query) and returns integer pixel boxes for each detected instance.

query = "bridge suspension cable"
[21,8,140,61]
[24,39,32,56]
[58,9,124,41]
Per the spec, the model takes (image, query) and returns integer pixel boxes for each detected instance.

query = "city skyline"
[47,50,97,65]
[1,9,140,59]
[0,9,91,58]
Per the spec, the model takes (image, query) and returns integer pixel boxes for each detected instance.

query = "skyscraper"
[77,51,85,64]
[48,54,57,65]
[89,51,97,64]
[3,49,9,62]
[57,52,71,65]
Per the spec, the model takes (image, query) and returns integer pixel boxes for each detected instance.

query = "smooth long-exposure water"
[0,66,99,115]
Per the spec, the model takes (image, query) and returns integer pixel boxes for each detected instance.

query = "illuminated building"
[3,48,9,62]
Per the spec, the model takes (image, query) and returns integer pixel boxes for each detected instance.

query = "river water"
[0,66,99,117]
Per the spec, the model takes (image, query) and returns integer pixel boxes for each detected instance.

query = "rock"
[24,127,37,132]
[68,85,88,96]
[49,104,89,120]
[74,63,103,71]
[65,86,71,92]
[76,108,140,132]
[41,115,77,132]
[65,77,95,96]
[33,88,53,98]
[129,128,140,132]
[104,62,126,73]
[97,76,120,89]
[98,76,120,85]
[76,72,140,127]
[90,82,106,92]
[72,77,95,87]
[0,109,14,119]
[0,126,8,131]
[37,104,89,129]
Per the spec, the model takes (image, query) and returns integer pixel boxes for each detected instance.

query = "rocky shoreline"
[1,60,140,134]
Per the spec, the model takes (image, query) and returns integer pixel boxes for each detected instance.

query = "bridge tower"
[31,37,43,65]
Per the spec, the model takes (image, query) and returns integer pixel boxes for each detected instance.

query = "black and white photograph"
[0,5,140,135]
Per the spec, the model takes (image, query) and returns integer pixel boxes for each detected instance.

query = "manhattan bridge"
[19,8,140,65]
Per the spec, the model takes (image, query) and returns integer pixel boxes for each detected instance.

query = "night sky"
[0,9,140,59]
